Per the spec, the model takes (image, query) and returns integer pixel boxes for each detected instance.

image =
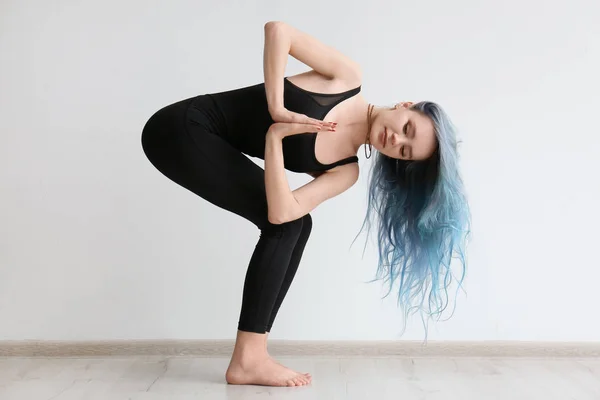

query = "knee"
[261,213,311,239]
[301,213,313,235]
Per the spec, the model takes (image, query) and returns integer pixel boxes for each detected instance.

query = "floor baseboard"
[1,340,599,358]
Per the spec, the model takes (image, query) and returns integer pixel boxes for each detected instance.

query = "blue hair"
[351,101,472,337]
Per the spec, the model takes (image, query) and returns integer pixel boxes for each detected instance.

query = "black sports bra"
[199,76,362,173]
[280,77,361,173]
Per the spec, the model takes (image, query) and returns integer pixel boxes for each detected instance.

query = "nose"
[390,131,406,147]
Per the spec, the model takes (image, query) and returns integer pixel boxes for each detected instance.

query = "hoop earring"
[365,103,374,159]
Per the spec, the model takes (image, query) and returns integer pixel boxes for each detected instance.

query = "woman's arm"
[263,22,288,114]
[265,125,359,224]
[263,21,362,114]
[264,130,297,224]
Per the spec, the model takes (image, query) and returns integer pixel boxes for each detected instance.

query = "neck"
[339,98,382,155]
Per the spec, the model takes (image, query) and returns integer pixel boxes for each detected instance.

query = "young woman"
[141,21,471,387]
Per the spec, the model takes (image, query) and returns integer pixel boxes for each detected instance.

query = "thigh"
[141,98,269,229]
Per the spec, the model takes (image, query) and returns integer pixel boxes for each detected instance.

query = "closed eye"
[401,120,414,159]
[401,121,409,158]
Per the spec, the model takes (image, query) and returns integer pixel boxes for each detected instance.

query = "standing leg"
[237,216,305,333]
[262,214,312,363]
[141,98,311,386]
[265,214,313,333]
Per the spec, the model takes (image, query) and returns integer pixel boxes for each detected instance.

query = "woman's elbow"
[268,213,284,225]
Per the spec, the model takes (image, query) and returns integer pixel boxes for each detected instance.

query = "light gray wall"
[1,0,599,341]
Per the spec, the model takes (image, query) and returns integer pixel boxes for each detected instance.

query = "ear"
[400,101,414,108]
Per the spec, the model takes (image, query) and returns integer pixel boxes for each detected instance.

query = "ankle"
[232,347,269,366]
[233,331,268,356]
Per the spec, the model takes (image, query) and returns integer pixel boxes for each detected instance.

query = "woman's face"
[370,103,438,161]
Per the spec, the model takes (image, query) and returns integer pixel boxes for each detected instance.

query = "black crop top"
[201,77,361,173]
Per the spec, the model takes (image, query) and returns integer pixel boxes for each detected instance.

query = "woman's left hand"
[267,122,331,139]
[270,107,336,128]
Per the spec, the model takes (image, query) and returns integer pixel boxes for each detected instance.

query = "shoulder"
[308,162,359,183]
[286,69,362,94]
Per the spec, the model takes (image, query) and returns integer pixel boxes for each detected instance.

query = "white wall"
[1,0,599,342]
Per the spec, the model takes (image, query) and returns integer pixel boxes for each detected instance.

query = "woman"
[141,21,471,387]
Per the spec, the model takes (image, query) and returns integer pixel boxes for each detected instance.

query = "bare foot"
[266,353,311,380]
[226,355,312,387]
[264,338,310,380]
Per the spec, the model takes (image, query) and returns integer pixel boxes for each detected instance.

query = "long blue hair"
[351,101,472,336]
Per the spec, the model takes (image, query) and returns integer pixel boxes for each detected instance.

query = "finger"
[312,118,335,127]
[320,120,337,127]
[313,120,335,130]
[300,122,323,131]
[292,122,322,132]
[302,115,331,127]
[309,121,331,131]
[300,122,322,131]
[305,117,324,126]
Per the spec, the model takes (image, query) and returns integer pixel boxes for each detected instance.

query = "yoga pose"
[141,21,471,387]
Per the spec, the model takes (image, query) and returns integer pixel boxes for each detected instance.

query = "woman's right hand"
[268,122,326,139]
[269,107,337,129]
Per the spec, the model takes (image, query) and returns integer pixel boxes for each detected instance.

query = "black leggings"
[140,95,312,334]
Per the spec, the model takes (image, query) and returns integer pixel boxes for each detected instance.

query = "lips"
[381,127,387,148]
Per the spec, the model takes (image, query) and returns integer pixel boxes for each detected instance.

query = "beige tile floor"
[0,355,599,399]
